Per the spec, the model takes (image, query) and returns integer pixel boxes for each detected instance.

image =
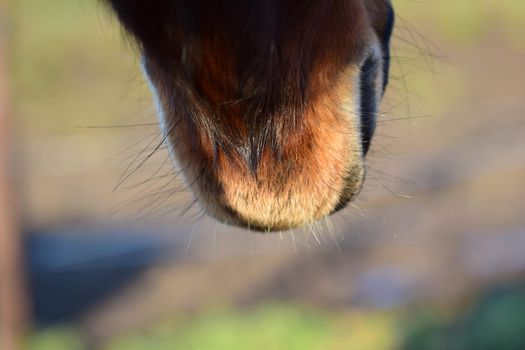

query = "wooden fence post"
[0,0,29,348]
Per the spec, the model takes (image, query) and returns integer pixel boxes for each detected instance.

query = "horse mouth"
[201,158,366,232]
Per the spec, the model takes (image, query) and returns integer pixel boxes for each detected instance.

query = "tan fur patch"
[152,67,363,231]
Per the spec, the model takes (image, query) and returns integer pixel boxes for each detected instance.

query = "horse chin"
[148,81,367,231]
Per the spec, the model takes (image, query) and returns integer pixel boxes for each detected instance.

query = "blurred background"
[2,0,525,349]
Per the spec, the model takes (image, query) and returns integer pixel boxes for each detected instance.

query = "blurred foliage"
[401,287,525,350]
[108,305,335,350]
[26,305,398,350]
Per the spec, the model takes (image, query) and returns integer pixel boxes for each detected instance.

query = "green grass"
[25,327,84,350]
[105,304,397,350]
[26,289,525,350]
